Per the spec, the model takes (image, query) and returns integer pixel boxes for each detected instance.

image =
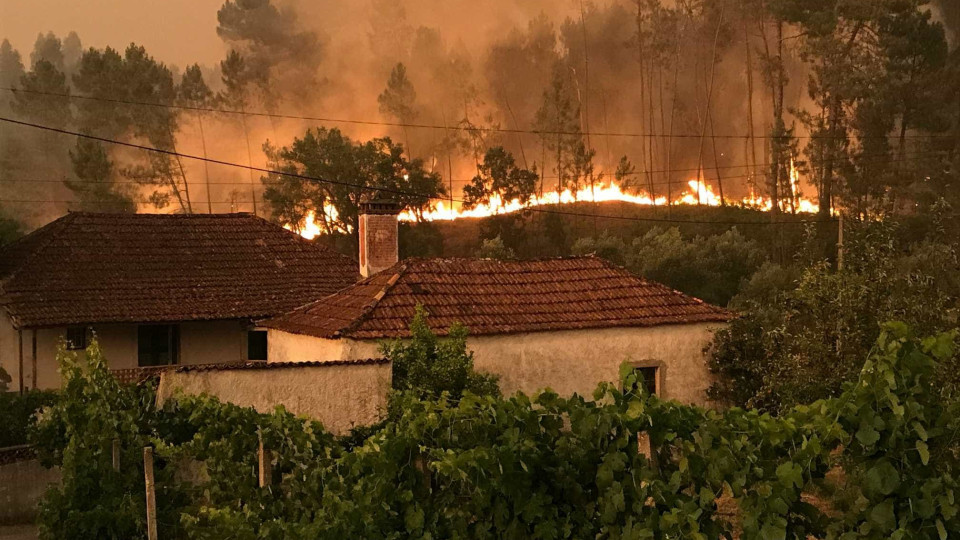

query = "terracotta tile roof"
[110,359,387,384]
[0,212,359,328]
[171,358,389,372]
[262,256,732,340]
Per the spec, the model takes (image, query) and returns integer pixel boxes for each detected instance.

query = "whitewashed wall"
[156,361,392,435]
[268,323,723,407]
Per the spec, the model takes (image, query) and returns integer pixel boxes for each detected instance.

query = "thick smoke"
[1,0,957,228]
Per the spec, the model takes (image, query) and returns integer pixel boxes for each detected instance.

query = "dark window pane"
[248,330,268,361]
[65,326,87,350]
[138,325,179,367]
[629,367,658,396]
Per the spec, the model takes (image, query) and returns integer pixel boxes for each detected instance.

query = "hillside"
[394,202,836,263]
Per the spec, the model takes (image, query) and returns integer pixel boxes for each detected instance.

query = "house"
[0,212,358,391]
[263,203,731,406]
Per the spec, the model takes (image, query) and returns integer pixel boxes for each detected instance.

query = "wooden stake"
[258,433,271,488]
[837,213,845,271]
[144,447,157,540]
[112,439,120,472]
[31,330,37,390]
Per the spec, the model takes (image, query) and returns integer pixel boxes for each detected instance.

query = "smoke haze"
[1,0,958,228]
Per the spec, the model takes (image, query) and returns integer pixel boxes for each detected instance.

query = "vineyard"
[29,324,960,540]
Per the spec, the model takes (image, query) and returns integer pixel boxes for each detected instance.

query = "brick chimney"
[358,200,401,278]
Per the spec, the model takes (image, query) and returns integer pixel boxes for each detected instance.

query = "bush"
[574,227,768,306]
[476,234,515,260]
[382,305,500,400]
[32,341,186,540]
[571,231,628,266]
[0,388,57,447]
[710,220,960,413]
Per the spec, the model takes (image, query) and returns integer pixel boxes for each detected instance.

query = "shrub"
[0,388,57,447]
[575,227,768,306]
[476,234,516,260]
[710,221,960,413]
[32,341,186,540]
[571,231,628,266]
[381,305,500,400]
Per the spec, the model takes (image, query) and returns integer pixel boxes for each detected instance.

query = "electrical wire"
[0,115,840,226]
[3,86,954,141]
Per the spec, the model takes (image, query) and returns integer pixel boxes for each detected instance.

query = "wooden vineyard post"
[144,446,157,540]
[258,432,272,488]
[112,439,120,472]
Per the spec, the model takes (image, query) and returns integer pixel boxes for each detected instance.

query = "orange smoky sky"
[1,0,226,67]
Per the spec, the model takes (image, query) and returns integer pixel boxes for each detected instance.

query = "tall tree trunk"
[239,105,258,216]
[440,109,454,212]
[695,1,726,205]
[637,0,653,197]
[658,62,668,198]
[197,111,213,213]
[502,96,527,168]
[167,126,192,214]
[709,112,726,205]
[742,2,759,195]
[666,26,682,211]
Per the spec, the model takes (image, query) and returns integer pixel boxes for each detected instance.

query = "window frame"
[247,329,268,361]
[65,326,88,351]
[625,362,662,397]
[137,324,180,367]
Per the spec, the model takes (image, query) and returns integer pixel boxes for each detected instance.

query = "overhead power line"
[2,86,954,141]
[0,115,839,227]
[0,148,941,189]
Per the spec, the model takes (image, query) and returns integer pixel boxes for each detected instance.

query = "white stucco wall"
[268,330,347,363]
[268,323,723,407]
[2,320,251,390]
[156,361,392,435]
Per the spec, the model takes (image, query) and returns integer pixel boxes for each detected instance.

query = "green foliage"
[571,231,628,266]
[398,221,444,258]
[462,146,538,210]
[32,341,185,540]
[828,323,960,538]
[477,234,516,260]
[0,388,56,447]
[382,305,500,400]
[575,227,767,306]
[261,127,445,235]
[0,211,23,247]
[30,323,960,539]
[378,63,418,123]
[710,220,960,412]
[12,59,71,128]
[66,137,136,213]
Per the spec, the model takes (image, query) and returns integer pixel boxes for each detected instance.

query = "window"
[247,330,268,361]
[65,326,87,350]
[628,366,659,397]
[138,325,179,367]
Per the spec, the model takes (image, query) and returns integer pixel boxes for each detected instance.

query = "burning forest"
[0,0,957,241]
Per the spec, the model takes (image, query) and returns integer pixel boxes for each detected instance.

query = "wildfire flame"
[290,166,819,239]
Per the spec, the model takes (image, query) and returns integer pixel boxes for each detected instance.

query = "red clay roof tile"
[262,256,731,339]
[0,212,359,327]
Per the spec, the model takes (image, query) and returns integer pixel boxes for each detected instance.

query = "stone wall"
[156,360,391,435]
[0,449,60,525]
